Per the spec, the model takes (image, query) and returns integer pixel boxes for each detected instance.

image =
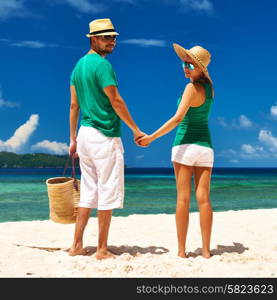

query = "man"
[69,18,144,259]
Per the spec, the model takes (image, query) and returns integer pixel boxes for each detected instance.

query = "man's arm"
[69,85,80,156]
[104,85,144,141]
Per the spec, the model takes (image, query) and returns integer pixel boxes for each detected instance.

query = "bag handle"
[62,155,79,191]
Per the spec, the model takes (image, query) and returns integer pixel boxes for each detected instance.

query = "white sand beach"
[0,208,277,278]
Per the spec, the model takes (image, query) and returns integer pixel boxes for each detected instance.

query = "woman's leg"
[173,162,193,258]
[193,166,213,258]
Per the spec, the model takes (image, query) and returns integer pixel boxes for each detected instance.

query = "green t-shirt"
[70,53,121,137]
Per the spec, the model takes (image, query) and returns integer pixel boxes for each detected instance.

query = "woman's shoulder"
[184,82,205,96]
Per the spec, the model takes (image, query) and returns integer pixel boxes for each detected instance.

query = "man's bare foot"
[95,250,115,260]
[177,251,188,258]
[68,247,88,256]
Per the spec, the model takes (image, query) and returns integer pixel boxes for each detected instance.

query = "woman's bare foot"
[68,247,88,256]
[202,250,211,259]
[95,250,115,260]
[177,251,188,258]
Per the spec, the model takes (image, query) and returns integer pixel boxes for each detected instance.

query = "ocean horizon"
[0,167,276,223]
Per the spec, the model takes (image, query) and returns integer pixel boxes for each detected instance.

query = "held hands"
[136,134,153,147]
[133,129,151,147]
[133,130,147,147]
[133,129,155,147]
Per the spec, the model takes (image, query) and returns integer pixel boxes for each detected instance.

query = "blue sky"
[0,0,277,168]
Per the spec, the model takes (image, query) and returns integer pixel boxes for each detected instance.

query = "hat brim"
[173,43,212,83]
[86,32,119,38]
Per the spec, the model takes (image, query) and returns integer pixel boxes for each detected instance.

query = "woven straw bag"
[46,156,80,224]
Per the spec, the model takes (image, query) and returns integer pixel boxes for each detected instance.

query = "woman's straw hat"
[173,43,212,83]
[86,18,119,38]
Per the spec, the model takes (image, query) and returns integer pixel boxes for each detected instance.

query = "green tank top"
[173,81,214,149]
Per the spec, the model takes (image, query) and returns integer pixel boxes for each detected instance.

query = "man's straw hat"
[173,43,212,83]
[86,18,119,38]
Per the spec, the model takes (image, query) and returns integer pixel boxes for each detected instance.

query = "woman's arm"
[138,83,199,146]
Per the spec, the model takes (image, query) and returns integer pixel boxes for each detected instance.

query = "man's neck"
[87,49,106,58]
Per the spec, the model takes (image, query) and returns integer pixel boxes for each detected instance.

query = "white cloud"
[0,38,10,42]
[217,117,228,127]
[0,89,19,108]
[218,148,237,158]
[238,115,253,128]
[241,144,253,154]
[219,144,268,161]
[258,130,277,152]
[61,0,106,13]
[270,103,277,119]
[218,114,254,129]
[218,149,240,164]
[135,155,145,160]
[0,114,39,152]
[0,0,28,21]
[121,39,167,47]
[180,0,215,15]
[32,140,69,155]
[241,144,263,155]
[112,0,136,4]
[219,130,277,162]
[1,39,59,49]
[0,98,19,108]
[240,144,267,159]
[10,40,58,48]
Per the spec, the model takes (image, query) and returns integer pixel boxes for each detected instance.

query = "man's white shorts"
[76,126,124,210]
[171,144,214,167]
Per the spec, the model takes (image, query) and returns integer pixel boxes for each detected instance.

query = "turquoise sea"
[0,168,276,222]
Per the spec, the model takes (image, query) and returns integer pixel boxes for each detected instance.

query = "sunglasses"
[98,35,117,41]
[182,61,195,70]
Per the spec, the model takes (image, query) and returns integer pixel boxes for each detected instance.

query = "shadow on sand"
[15,244,169,256]
[187,242,249,258]
[84,245,169,256]
[16,242,248,258]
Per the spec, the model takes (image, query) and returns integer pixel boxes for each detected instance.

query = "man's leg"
[69,126,98,256]
[69,207,91,256]
[95,209,114,260]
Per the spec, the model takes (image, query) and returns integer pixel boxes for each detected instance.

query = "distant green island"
[0,152,70,168]
[0,152,129,168]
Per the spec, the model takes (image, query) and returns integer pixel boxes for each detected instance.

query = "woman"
[137,44,214,258]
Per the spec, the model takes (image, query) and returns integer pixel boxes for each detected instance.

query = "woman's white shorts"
[76,126,124,210]
[171,144,214,167]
